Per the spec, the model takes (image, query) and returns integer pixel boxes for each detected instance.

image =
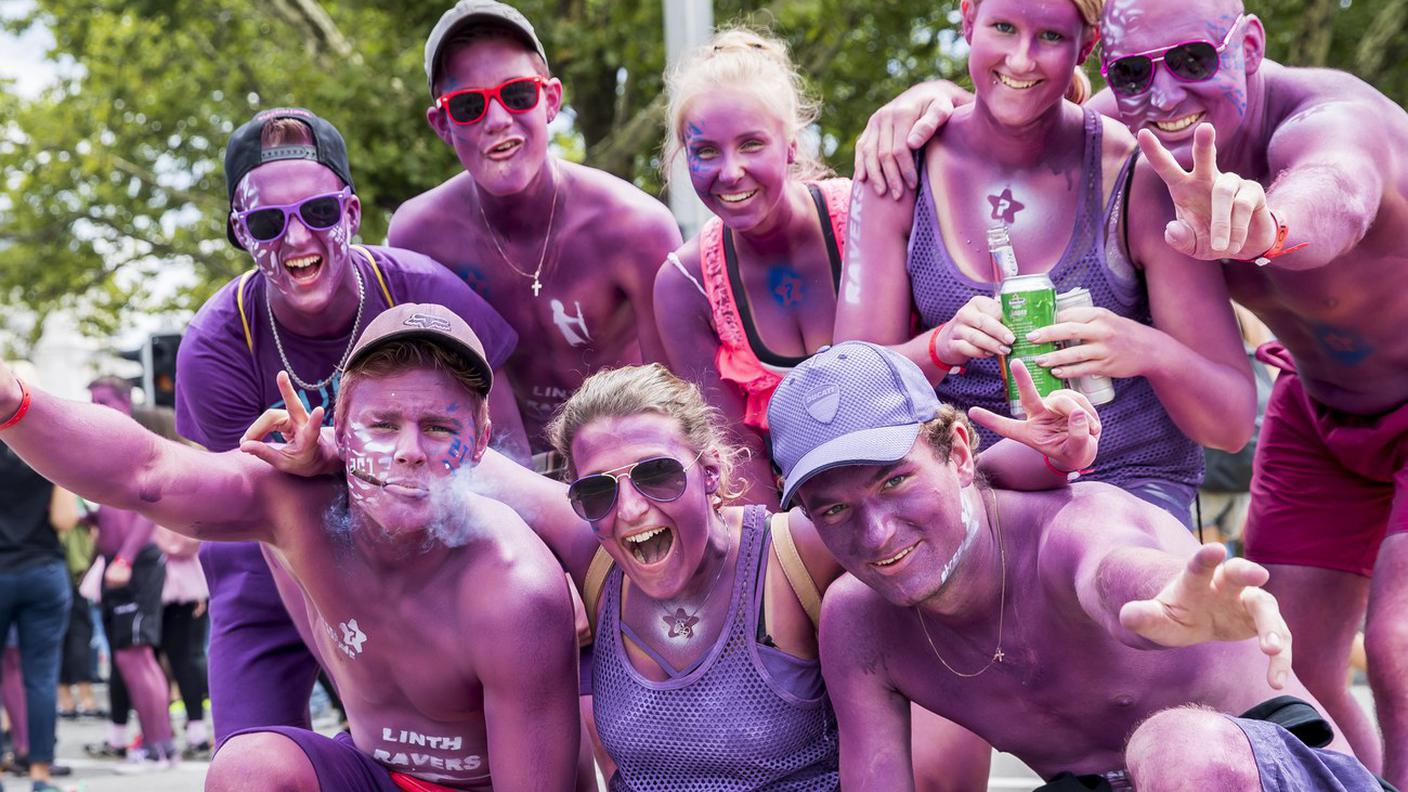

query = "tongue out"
[629,529,674,566]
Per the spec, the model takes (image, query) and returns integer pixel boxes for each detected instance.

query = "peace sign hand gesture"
[1138,123,1278,261]
[239,371,342,478]
[968,359,1101,473]
[1120,543,1293,690]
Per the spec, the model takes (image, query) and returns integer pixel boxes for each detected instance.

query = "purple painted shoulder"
[174,273,264,449]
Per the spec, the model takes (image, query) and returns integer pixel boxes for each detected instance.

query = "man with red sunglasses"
[173,107,521,751]
[388,0,682,477]
[856,0,1408,785]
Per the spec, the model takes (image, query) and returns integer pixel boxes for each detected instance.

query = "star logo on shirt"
[339,619,368,655]
[988,188,1025,224]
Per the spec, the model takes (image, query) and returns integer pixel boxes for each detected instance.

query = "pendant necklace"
[477,162,561,298]
[916,488,1007,677]
[266,263,366,392]
[657,522,733,640]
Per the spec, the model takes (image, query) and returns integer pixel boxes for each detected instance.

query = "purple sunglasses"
[233,187,352,243]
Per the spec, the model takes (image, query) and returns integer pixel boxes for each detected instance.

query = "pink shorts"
[1244,343,1408,577]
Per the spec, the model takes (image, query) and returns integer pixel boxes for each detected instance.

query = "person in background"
[0,361,77,791]
[55,489,102,723]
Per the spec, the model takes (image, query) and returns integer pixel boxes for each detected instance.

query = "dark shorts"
[1243,343,1408,577]
[101,546,164,650]
[223,727,469,792]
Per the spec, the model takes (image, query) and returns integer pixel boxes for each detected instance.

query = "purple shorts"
[225,727,400,791]
[1230,715,1382,791]
[1244,343,1408,577]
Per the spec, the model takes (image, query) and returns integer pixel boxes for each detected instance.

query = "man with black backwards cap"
[390,0,682,476]
[175,107,521,747]
[767,342,1384,791]
[1,303,581,791]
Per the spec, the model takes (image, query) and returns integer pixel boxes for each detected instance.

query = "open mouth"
[486,139,523,159]
[716,190,758,205]
[283,254,323,284]
[871,542,918,570]
[1153,112,1204,133]
[623,526,675,566]
[996,73,1041,90]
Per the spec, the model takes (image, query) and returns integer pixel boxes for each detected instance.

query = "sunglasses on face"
[234,187,352,243]
[1101,15,1244,98]
[436,76,546,125]
[567,451,705,523]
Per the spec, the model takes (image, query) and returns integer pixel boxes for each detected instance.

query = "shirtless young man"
[389,0,682,472]
[178,107,520,747]
[768,341,1382,792]
[3,304,580,791]
[856,0,1408,781]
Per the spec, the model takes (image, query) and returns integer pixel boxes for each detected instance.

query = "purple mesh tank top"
[907,108,1203,490]
[593,505,839,791]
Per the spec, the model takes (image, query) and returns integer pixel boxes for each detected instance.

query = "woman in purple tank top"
[544,362,1102,791]
[835,0,1256,527]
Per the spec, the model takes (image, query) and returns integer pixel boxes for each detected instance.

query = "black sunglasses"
[567,451,704,522]
[1100,16,1244,98]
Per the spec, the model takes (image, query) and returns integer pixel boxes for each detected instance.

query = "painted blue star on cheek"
[988,188,1025,224]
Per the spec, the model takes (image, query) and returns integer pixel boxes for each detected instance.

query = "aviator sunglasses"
[1101,15,1245,98]
[436,76,547,125]
[567,451,705,522]
[233,187,352,243]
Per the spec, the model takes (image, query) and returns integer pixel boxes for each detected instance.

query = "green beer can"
[998,274,1064,416]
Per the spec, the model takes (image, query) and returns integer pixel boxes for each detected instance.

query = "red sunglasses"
[435,76,546,125]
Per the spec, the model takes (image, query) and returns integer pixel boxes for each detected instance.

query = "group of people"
[2,0,1407,789]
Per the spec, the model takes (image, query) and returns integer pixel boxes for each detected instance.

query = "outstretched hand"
[855,81,971,199]
[238,371,341,478]
[1120,543,1292,690]
[968,359,1101,473]
[1138,124,1278,261]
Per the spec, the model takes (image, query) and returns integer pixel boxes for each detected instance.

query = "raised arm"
[654,248,779,507]
[853,80,973,199]
[0,370,277,543]
[819,578,917,791]
[476,561,580,791]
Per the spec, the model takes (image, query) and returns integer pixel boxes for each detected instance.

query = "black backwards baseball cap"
[223,107,356,249]
[424,0,549,97]
[345,303,494,396]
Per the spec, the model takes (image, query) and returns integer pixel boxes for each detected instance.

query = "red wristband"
[928,324,967,375]
[1241,209,1309,267]
[1045,455,1094,481]
[0,378,30,431]
[111,557,131,569]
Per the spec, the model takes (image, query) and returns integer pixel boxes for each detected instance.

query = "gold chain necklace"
[916,488,1007,678]
[475,162,560,298]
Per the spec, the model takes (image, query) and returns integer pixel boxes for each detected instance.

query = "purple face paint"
[966,0,1088,129]
[234,159,359,322]
[798,440,976,608]
[569,412,718,601]
[1103,0,1250,164]
[434,40,556,198]
[682,88,793,236]
[337,368,483,540]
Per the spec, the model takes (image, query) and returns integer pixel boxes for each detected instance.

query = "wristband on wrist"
[0,378,31,431]
[928,324,967,375]
[1241,209,1309,267]
[1045,455,1094,481]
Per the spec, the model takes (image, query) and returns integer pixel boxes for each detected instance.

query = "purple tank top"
[593,506,839,791]
[907,108,1203,490]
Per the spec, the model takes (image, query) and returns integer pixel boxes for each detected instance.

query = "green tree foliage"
[2,0,1405,347]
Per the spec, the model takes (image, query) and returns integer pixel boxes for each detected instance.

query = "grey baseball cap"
[768,342,943,508]
[346,303,493,396]
[424,0,549,96]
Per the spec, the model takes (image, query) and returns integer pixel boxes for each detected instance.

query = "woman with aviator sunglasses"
[544,360,1100,791]
[836,0,1257,530]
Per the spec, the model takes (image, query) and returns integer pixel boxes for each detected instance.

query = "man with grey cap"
[0,302,581,791]
[174,106,523,748]
[768,342,1382,791]
[390,0,681,475]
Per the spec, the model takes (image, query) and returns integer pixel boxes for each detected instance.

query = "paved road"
[37,686,1374,791]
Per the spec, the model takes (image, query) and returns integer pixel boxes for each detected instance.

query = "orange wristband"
[1242,210,1309,267]
[1045,455,1094,481]
[0,378,30,431]
[928,325,966,375]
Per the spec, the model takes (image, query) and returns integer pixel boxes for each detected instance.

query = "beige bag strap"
[770,511,823,627]
[582,546,615,637]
